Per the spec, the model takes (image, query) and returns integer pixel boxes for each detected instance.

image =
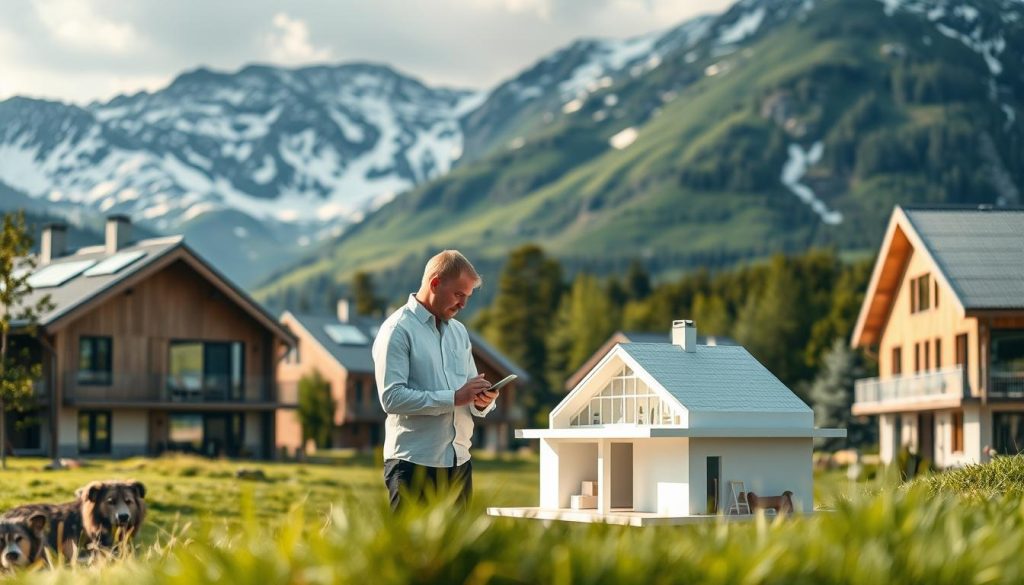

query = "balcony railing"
[990,371,1024,398]
[63,372,279,405]
[854,366,968,406]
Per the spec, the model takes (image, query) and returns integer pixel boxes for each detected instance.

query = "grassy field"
[1,453,1022,584]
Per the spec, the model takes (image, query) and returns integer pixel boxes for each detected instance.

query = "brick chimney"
[105,215,132,254]
[40,223,67,265]
[337,299,351,323]
[672,320,697,353]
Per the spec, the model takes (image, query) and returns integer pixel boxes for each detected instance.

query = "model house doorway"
[610,442,634,509]
[707,456,721,514]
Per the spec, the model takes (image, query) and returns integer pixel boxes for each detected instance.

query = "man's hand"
[454,374,490,406]
[473,388,498,411]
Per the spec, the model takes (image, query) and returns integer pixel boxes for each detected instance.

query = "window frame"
[78,410,112,454]
[77,336,113,386]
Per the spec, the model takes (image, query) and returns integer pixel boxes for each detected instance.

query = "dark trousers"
[383,458,473,512]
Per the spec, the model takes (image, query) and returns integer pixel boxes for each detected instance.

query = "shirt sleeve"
[467,332,496,418]
[374,323,454,416]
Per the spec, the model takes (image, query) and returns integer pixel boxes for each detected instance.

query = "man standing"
[372,250,498,511]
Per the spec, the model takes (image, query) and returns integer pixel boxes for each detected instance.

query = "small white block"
[580,481,597,496]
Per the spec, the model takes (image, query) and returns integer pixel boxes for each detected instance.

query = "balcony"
[990,371,1024,399]
[853,366,968,413]
[63,372,282,407]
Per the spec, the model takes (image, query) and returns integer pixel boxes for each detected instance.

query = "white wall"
[633,438,689,514]
[879,413,895,464]
[539,440,598,509]
[690,411,812,429]
[112,410,148,456]
[58,407,77,455]
[688,438,813,514]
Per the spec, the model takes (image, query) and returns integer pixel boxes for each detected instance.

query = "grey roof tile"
[619,343,810,412]
[903,207,1024,309]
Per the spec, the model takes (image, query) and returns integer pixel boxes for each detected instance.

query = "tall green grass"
[9,473,1024,583]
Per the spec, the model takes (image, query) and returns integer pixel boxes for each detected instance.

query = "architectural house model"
[489,320,844,526]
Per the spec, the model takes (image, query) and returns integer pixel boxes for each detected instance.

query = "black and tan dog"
[2,480,146,560]
[0,514,48,571]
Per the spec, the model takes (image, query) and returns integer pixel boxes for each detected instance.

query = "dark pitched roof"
[903,206,1024,310]
[287,312,530,382]
[12,237,294,343]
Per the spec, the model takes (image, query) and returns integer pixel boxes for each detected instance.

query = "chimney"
[105,215,132,254]
[672,320,697,353]
[336,299,350,323]
[40,223,68,265]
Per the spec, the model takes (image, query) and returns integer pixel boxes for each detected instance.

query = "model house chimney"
[40,222,68,265]
[105,215,132,254]
[672,320,697,353]
[337,299,350,323]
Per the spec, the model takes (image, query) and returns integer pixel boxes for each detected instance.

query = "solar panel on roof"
[324,324,369,345]
[84,250,147,277]
[27,259,97,288]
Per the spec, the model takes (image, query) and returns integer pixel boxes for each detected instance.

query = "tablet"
[486,374,518,393]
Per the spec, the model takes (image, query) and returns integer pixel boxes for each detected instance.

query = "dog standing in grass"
[2,480,146,561]
[0,514,48,571]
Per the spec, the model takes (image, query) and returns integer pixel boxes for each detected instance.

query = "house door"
[707,456,721,514]
[918,412,935,461]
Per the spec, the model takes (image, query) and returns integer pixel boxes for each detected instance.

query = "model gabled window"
[78,336,112,385]
[951,411,964,453]
[569,365,684,426]
[891,346,902,376]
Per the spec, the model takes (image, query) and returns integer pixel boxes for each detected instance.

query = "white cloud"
[34,0,142,53]
[266,12,331,65]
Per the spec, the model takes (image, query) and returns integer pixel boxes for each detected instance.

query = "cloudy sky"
[0,0,733,105]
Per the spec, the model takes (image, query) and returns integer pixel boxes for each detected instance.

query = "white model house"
[489,320,844,526]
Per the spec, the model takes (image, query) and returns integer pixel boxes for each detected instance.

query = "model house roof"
[12,235,295,344]
[285,311,531,381]
[619,343,810,412]
[853,205,1024,347]
[564,330,737,390]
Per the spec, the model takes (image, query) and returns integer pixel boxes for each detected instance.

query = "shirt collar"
[407,294,435,324]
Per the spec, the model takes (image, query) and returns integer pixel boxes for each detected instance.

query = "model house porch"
[489,321,843,526]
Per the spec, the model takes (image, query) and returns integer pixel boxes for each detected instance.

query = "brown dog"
[0,514,48,571]
[2,480,146,560]
[746,490,794,514]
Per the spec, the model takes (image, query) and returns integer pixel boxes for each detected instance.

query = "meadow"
[0,452,1022,584]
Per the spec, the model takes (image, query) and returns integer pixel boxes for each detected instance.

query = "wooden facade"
[852,207,1024,468]
[14,236,295,460]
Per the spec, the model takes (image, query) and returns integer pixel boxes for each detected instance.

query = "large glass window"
[569,365,683,426]
[993,412,1024,455]
[167,413,244,457]
[168,341,245,401]
[78,410,111,454]
[78,336,112,385]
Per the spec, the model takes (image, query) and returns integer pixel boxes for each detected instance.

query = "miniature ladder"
[726,480,750,515]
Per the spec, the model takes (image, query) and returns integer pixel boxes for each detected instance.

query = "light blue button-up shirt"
[373,294,495,467]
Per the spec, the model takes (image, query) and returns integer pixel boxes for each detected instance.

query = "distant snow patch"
[1002,104,1016,131]
[234,226,249,238]
[609,127,638,150]
[718,7,765,45]
[563,99,584,114]
[252,155,277,184]
[781,142,842,225]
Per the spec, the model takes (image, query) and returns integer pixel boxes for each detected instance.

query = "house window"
[910,274,932,314]
[892,346,902,376]
[950,411,964,453]
[934,280,939,308]
[914,343,921,373]
[78,336,112,385]
[935,338,942,369]
[78,411,111,454]
[993,412,1024,455]
[168,341,245,402]
[569,365,683,427]
[924,340,931,371]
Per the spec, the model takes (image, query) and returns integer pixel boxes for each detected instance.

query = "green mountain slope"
[258,0,1023,305]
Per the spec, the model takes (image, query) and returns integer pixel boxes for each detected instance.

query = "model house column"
[598,439,611,513]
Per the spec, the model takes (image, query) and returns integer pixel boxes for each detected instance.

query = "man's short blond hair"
[422,250,482,289]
